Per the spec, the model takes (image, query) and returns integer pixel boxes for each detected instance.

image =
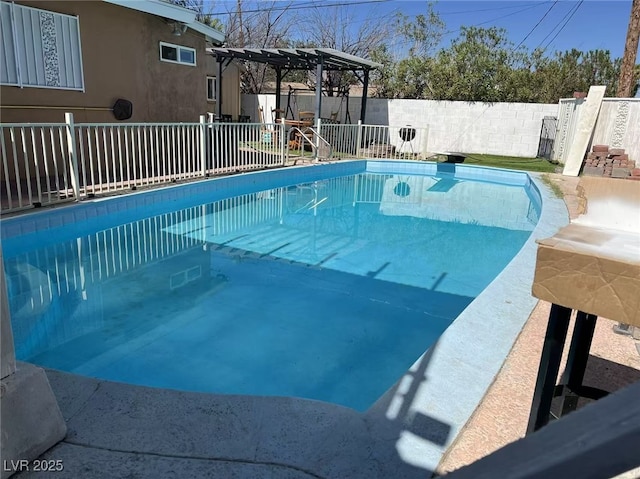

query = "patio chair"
[271,108,285,122]
[258,107,278,146]
[298,111,315,124]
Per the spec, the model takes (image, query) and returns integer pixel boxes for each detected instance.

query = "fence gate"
[536,116,557,160]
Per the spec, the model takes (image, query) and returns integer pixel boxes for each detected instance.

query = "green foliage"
[532,49,622,102]
[169,0,637,102]
[393,3,445,57]
[374,10,633,103]
[428,27,520,102]
[170,0,224,32]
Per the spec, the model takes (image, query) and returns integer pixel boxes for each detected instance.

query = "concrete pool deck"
[437,174,640,476]
[12,169,637,478]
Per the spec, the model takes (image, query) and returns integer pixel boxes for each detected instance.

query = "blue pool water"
[2,161,540,411]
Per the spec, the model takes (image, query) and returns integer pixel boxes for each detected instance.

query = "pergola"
[208,47,382,123]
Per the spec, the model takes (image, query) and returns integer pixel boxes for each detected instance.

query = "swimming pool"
[1,160,541,411]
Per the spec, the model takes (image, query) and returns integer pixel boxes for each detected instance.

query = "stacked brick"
[582,145,640,181]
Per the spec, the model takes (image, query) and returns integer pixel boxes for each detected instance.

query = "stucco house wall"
[0,0,239,124]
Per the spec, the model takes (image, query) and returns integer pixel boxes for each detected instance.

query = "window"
[0,1,84,90]
[159,41,196,66]
[206,76,216,101]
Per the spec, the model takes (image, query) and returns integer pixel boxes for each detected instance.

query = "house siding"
[0,0,237,123]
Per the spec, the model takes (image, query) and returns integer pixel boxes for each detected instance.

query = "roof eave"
[186,21,225,45]
[103,0,225,45]
[103,0,195,23]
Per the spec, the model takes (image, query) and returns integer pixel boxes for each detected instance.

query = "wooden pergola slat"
[208,47,382,123]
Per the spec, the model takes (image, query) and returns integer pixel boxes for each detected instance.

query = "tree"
[171,0,297,93]
[171,0,225,31]
[291,4,393,96]
[171,0,632,102]
[374,18,625,103]
[372,51,438,99]
[618,0,640,97]
[534,49,622,102]
[393,4,444,58]
[426,26,528,102]
[224,1,297,93]
[371,3,445,99]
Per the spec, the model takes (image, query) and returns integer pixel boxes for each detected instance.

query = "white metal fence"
[1,114,429,214]
[319,122,429,160]
[1,114,288,213]
[286,121,430,163]
[1,122,77,210]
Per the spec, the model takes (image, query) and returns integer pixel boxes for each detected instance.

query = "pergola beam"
[208,47,382,123]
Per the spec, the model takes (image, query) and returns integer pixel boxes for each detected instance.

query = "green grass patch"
[455,154,559,173]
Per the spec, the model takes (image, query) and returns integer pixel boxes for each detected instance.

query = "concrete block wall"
[243,94,558,158]
[243,94,361,125]
[368,99,557,158]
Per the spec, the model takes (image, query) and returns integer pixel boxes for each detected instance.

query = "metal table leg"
[558,312,597,413]
[565,311,597,388]
[526,304,572,433]
[556,312,608,415]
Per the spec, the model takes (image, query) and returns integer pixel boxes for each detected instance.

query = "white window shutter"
[0,1,84,90]
[0,1,19,85]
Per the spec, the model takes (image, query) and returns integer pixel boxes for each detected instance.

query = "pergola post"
[314,59,324,159]
[315,59,323,123]
[275,67,282,120]
[216,59,223,120]
[360,69,370,124]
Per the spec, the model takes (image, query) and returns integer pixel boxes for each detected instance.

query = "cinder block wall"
[244,94,558,158]
[367,99,558,158]
[242,95,558,157]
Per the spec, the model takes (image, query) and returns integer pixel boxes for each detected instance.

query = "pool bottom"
[28,245,471,412]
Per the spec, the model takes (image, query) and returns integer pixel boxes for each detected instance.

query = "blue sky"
[382,1,636,59]
[211,1,637,61]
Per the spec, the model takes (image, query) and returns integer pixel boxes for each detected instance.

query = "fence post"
[64,112,81,200]
[355,120,363,159]
[199,115,207,177]
[315,117,322,161]
[280,119,286,166]
[422,125,429,160]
